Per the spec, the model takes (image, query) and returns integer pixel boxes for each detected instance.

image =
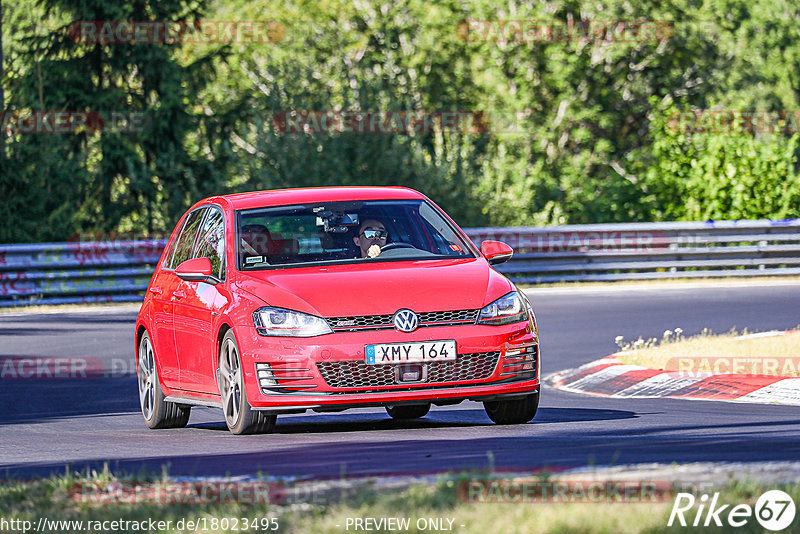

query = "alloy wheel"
[138,336,156,421]
[220,338,242,427]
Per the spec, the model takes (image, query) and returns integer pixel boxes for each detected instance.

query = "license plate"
[365,340,457,365]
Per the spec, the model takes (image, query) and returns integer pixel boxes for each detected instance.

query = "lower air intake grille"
[316,352,500,389]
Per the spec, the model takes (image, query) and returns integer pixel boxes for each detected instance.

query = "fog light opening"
[256,362,277,387]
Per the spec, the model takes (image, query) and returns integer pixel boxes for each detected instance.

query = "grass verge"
[615,329,800,377]
[1,469,799,533]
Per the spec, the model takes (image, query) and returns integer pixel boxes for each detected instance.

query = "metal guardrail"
[0,241,163,307]
[1,219,798,307]
[465,219,800,283]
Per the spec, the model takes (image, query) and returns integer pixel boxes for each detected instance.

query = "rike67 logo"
[669,490,796,531]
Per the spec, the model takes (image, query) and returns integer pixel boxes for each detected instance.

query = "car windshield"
[237,199,475,269]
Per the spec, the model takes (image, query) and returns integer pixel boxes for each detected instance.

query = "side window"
[194,208,226,279]
[169,208,207,268]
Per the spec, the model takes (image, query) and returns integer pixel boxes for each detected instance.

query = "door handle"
[149,287,163,295]
[173,290,186,299]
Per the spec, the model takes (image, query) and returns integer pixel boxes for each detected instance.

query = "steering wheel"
[380,242,416,252]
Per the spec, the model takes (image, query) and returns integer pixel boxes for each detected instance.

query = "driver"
[353,219,388,258]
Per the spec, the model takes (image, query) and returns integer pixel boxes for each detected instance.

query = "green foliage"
[2,0,800,242]
[644,102,800,220]
[1,0,235,240]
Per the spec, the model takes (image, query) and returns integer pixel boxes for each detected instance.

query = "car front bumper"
[235,321,540,411]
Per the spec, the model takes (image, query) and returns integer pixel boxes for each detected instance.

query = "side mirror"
[175,257,219,284]
[480,240,514,265]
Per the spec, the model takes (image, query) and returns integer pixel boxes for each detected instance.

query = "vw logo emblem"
[393,309,419,333]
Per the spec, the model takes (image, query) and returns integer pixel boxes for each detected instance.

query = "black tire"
[137,331,190,429]
[484,391,539,425]
[386,403,431,420]
[218,331,276,435]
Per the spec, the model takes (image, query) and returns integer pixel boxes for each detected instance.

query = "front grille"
[327,314,395,331]
[326,309,480,332]
[419,309,480,324]
[316,352,500,389]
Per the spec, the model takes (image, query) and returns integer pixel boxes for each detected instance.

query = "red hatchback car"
[135,187,540,434]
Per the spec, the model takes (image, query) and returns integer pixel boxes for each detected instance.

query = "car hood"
[233,258,514,317]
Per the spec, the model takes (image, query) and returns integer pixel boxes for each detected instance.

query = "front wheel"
[137,331,190,429]
[218,331,276,435]
[484,391,539,425]
[386,404,431,420]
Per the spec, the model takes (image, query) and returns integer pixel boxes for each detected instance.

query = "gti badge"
[393,309,419,333]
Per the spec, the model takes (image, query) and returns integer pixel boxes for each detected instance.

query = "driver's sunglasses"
[361,229,388,240]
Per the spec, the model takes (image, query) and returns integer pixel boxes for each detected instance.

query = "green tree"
[643,102,800,220]
[1,0,233,241]
[4,0,800,242]
[212,0,493,226]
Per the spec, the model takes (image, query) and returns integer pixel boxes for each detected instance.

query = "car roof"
[209,186,426,211]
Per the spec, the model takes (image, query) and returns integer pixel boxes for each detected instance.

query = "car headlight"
[477,291,528,325]
[520,292,538,337]
[253,307,333,337]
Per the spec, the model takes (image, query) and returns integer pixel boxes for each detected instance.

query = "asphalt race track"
[1,283,799,480]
